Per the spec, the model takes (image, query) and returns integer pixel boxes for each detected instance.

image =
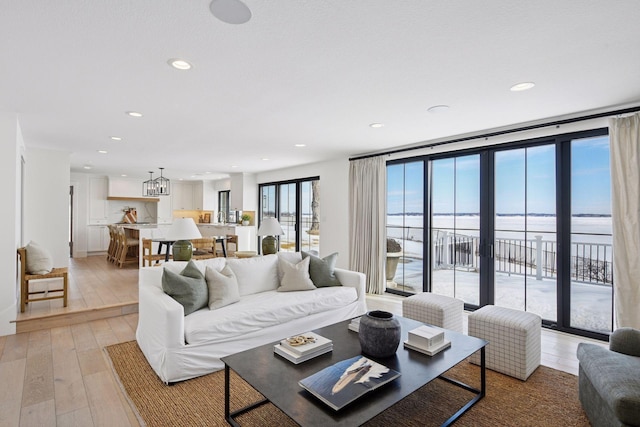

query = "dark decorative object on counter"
[358,310,401,358]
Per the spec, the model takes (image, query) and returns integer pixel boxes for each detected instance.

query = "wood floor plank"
[56,407,94,427]
[22,351,55,408]
[0,358,26,427]
[51,326,75,352]
[52,344,89,416]
[77,348,109,377]
[89,319,120,349]
[107,316,136,343]
[71,323,99,353]
[84,370,133,427]
[0,332,29,362]
[19,399,56,427]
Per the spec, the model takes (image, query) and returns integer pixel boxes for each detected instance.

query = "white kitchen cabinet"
[186,181,215,211]
[157,193,173,224]
[172,182,195,210]
[87,225,109,252]
[89,177,109,224]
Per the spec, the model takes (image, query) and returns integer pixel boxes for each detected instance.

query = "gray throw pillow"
[162,260,208,316]
[277,256,316,292]
[205,265,241,309]
[25,241,54,274]
[302,251,342,287]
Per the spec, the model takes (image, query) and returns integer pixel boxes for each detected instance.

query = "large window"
[386,129,613,339]
[259,177,320,254]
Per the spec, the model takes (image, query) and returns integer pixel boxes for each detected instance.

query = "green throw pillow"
[162,260,208,316]
[302,251,342,287]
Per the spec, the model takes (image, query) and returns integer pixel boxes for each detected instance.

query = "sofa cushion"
[162,260,208,316]
[184,286,358,344]
[277,251,303,283]
[577,343,640,425]
[278,256,316,292]
[205,265,240,310]
[302,251,342,287]
[25,241,54,274]
[227,254,279,296]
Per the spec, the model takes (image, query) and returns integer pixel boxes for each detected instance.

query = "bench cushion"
[184,286,358,345]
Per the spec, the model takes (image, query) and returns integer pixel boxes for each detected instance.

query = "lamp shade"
[257,217,284,236]
[165,218,202,241]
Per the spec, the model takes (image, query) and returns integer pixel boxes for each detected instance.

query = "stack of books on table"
[274,332,333,364]
[348,317,361,332]
[403,325,451,356]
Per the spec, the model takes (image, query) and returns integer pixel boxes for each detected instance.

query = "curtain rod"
[349,106,640,161]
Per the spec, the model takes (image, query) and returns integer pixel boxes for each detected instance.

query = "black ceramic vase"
[358,310,401,358]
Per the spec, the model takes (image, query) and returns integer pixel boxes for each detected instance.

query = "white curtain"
[609,112,640,329]
[349,156,386,294]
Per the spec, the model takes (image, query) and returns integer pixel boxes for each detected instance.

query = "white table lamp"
[165,218,202,261]
[257,217,284,255]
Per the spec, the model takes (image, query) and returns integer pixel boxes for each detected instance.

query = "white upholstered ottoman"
[402,293,464,333]
[468,305,541,380]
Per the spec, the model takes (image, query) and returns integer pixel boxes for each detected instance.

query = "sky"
[387,135,611,216]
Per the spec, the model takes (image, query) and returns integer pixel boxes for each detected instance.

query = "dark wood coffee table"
[222,316,486,426]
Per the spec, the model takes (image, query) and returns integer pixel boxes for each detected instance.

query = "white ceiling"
[1,1,639,181]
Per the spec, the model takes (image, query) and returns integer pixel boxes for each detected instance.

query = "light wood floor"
[0,256,607,426]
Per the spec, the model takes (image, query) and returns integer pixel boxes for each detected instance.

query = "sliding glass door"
[386,128,613,338]
[494,145,557,321]
[430,155,480,306]
[259,177,320,254]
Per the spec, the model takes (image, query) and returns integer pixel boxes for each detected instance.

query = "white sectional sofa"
[136,253,367,383]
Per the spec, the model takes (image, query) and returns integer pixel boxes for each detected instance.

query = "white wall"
[0,112,20,336]
[256,158,350,269]
[23,149,70,267]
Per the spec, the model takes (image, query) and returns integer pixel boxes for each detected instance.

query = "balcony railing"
[388,225,613,286]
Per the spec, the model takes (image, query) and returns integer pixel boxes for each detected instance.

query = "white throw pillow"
[277,256,316,292]
[205,265,240,310]
[25,241,53,274]
[227,254,279,296]
[277,251,303,283]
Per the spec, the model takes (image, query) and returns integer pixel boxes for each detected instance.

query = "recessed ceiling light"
[427,105,450,114]
[126,111,143,117]
[168,58,192,70]
[205,171,212,174]
[121,174,127,177]
[510,82,535,92]
[231,165,238,168]
[83,165,92,170]
[97,150,108,154]
[294,144,306,147]
[261,158,269,161]
[370,123,384,128]
[110,136,122,141]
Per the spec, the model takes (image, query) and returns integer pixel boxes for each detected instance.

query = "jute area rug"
[105,341,589,427]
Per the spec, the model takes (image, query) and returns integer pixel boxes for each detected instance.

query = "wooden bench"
[17,247,68,313]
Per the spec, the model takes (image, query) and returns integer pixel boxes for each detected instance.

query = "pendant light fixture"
[142,171,157,196]
[154,167,171,196]
[142,168,171,196]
